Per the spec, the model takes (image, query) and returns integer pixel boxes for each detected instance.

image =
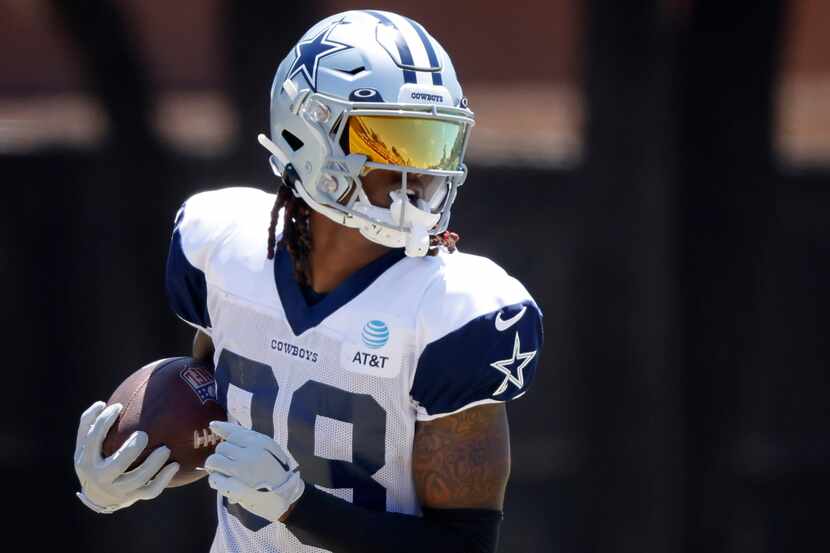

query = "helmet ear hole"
[281,130,304,152]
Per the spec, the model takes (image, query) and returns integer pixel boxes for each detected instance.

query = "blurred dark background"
[2,1,828,552]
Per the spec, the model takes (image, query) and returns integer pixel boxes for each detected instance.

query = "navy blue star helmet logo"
[286,23,352,91]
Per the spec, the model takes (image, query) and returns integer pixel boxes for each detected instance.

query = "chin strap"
[404,226,431,257]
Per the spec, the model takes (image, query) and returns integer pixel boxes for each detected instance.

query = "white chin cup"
[404,225,431,257]
[351,191,440,257]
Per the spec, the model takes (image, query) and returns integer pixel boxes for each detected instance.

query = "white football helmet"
[258,10,475,257]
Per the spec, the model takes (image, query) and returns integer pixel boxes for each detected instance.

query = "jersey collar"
[274,246,406,336]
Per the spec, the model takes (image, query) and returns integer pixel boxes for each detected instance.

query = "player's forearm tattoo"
[413,404,510,510]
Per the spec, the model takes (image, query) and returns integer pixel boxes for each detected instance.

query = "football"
[101,357,226,487]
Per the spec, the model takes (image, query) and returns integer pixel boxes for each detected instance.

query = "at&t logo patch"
[341,319,399,378]
[361,320,389,349]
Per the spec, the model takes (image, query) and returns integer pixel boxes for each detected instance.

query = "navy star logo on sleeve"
[490,332,537,396]
[286,23,352,91]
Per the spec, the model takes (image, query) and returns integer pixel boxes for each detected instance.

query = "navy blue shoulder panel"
[411,300,543,418]
[165,226,211,330]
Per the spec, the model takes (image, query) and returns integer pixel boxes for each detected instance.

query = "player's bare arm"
[414,403,510,511]
[192,330,214,364]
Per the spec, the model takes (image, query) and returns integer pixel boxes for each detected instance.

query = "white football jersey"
[165,187,543,553]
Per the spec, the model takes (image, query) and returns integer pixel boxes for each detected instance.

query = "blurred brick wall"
[4,0,830,94]
[1,0,828,162]
[778,0,830,162]
[0,0,580,93]
[0,0,224,93]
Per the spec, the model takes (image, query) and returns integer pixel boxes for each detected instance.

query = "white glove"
[205,420,305,522]
[74,401,180,514]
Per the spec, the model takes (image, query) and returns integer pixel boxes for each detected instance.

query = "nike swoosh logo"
[266,449,290,472]
[495,305,527,331]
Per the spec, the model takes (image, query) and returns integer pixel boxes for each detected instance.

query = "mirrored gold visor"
[344,115,466,171]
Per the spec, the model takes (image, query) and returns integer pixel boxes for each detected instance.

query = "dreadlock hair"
[430,230,459,254]
[267,181,313,286]
[267,179,460,286]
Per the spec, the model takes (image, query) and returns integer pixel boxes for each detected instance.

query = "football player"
[74,10,543,553]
